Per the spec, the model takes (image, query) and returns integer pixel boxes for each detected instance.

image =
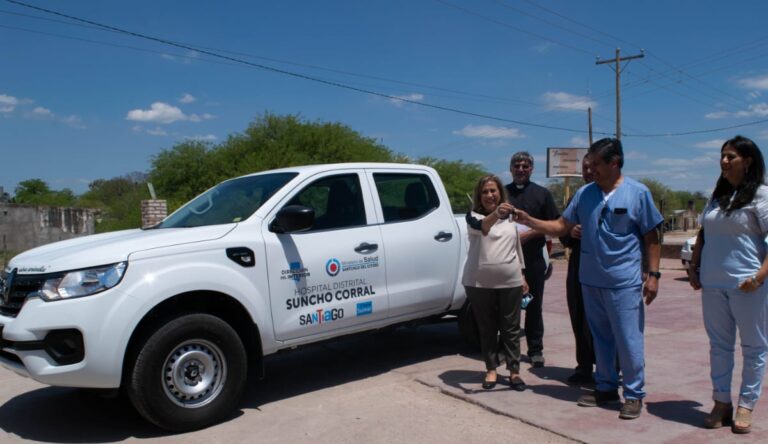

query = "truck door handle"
[354,242,378,254]
[434,231,453,242]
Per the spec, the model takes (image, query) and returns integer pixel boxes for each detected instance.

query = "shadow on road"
[0,322,471,442]
[646,399,705,427]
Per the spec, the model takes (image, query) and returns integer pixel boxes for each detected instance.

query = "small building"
[0,203,98,255]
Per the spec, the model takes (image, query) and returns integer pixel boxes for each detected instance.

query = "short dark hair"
[588,138,624,168]
[712,135,766,213]
[509,151,534,170]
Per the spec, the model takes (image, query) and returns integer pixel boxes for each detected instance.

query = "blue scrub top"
[562,177,663,289]
[700,185,768,289]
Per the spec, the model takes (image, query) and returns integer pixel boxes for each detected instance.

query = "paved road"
[0,319,574,443]
[0,256,763,444]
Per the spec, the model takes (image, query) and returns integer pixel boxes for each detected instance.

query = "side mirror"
[269,205,315,233]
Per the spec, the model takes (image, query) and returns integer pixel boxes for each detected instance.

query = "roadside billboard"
[546,147,588,178]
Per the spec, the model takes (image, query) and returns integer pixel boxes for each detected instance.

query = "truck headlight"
[40,262,127,301]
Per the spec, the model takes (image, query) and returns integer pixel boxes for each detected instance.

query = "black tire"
[127,313,247,431]
[457,301,480,351]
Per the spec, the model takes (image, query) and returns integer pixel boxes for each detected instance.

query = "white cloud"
[694,139,725,149]
[126,102,188,124]
[736,102,768,117]
[533,42,555,54]
[389,93,424,107]
[179,93,196,104]
[624,150,647,160]
[569,136,588,147]
[187,113,215,122]
[542,92,596,111]
[705,111,730,119]
[161,50,199,64]
[0,94,19,113]
[147,127,168,136]
[31,106,52,117]
[186,134,217,142]
[706,102,768,119]
[453,124,525,139]
[61,114,86,129]
[651,155,715,167]
[738,75,768,90]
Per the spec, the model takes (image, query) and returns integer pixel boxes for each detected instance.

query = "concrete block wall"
[141,199,168,228]
[0,204,97,254]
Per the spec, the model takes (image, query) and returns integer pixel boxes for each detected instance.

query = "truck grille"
[0,269,45,318]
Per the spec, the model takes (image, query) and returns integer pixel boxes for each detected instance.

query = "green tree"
[148,141,216,209]
[149,113,397,208]
[416,157,488,213]
[639,178,671,211]
[77,174,149,232]
[546,177,586,212]
[14,179,76,206]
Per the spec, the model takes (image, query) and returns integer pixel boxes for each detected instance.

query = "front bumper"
[0,289,142,388]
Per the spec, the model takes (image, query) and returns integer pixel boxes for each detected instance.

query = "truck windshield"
[155,172,297,228]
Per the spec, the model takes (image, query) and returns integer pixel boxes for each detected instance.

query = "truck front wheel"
[127,313,247,431]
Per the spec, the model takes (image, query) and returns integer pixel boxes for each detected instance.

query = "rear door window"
[372,173,439,223]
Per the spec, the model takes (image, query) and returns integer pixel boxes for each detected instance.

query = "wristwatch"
[648,271,661,279]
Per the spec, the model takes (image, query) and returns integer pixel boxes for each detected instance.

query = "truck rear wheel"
[127,313,247,431]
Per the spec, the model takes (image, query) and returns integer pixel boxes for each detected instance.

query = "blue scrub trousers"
[702,287,768,409]
[582,284,645,400]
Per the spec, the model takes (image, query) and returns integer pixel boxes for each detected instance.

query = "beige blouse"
[462,211,526,289]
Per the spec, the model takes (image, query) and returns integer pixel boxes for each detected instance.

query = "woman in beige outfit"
[463,175,529,390]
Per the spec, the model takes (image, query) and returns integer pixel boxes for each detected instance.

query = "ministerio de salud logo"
[325,258,341,277]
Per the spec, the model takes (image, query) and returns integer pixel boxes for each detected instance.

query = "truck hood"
[8,224,236,274]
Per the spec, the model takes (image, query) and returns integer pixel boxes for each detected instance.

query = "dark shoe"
[566,372,593,386]
[481,372,497,390]
[732,406,752,434]
[509,375,526,392]
[619,399,643,419]
[530,354,545,368]
[481,379,497,389]
[703,401,733,429]
[577,389,620,407]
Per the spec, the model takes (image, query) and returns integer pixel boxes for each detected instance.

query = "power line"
[491,0,615,50]
[433,0,596,56]
[4,0,600,135]
[5,0,767,139]
[518,0,761,109]
[0,9,544,110]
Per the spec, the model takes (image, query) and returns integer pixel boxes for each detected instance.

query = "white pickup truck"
[0,163,473,431]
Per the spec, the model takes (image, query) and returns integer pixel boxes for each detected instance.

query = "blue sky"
[3,0,768,199]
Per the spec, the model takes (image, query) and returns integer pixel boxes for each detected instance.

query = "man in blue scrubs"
[509,138,662,420]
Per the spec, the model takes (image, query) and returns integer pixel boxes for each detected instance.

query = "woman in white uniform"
[688,135,768,434]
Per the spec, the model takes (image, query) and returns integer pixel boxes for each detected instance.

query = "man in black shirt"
[558,154,595,383]
[507,151,559,367]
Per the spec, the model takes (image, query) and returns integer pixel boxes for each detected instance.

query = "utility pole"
[588,106,593,146]
[596,48,644,139]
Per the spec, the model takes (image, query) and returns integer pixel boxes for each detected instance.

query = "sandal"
[703,401,732,428]
[732,407,752,434]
